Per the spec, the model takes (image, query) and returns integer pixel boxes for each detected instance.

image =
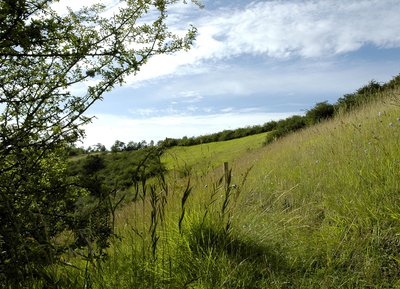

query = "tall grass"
[29,89,400,288]
[232,89,400,287]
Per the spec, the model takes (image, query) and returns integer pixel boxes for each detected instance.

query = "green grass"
[33,89,400,288]
[162,132,269,176]
[232,92,400,287]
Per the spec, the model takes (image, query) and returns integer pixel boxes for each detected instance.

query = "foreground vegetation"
[2,2,399,287]
[20,79,399,288]
[0,1,198,286]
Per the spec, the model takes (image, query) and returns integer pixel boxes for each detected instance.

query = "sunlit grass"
[162,132,269,176]
[40,89,400,288]
[231,91,400,287]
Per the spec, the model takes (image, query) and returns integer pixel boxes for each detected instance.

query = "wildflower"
[389,122,394,127]
[232,184,238,189]
[315,160,320,164]
[378,112,382,117]
[397,117,400,122]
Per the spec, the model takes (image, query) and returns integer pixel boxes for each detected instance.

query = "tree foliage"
[69,147,165,191]
[111,140,126,152]
[305,101,335,125]
[157,121,278,148]
[263,76,400,145]
[336,80,383,112]
[0,0,197,285]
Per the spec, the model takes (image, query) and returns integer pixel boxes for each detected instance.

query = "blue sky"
[56,0,400,148]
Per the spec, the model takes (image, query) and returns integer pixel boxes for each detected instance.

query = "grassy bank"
[33,88,400,288]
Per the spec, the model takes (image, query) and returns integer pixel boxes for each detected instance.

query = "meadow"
[33,86,400,288]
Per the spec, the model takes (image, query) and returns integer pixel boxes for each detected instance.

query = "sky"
[55,0,400,148]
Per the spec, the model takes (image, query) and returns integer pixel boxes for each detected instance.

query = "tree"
[336,80,383,112]
[94,143,107,152]
[264,115,306,144]
[0,0,198,285]
[111,140,126,152]
[306,101,335,125]
[82,155,105,175]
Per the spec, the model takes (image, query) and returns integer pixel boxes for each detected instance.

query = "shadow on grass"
[191,224,286,267]
[176,223,291,288]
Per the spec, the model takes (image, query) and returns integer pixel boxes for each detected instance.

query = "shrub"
[336,80,383,112]
[306,101,335,125]
[265,115,306,144]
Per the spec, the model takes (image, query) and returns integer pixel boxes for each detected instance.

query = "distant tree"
[160,137,179,148]
[336,80,383,112]
[306,101,335,125]
[263,120,278,132]
[0,0,198,285]
[125,140,148,151]
[382,74,400,90]
[111,140,126,152]
[277,115,307,133]
[356,80,382,96]
[94,143,107,152]
[67,144,86,156]
[265,115,306,144]
[140,140,148,148]
[82,155,105,175]
[126,141,139,151]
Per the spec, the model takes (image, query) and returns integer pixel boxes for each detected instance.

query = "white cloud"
[220,107,234,113]
[200,0,400,58]
[48,0,400,87]
[81,111,296,148]
[175,90,204,103]
[128,108,158,117]
[124,0,400,84]
[153,59,399,102]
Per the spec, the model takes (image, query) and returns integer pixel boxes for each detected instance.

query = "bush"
[265,115,306,144]
[336,80,383,112]
[69,147,166,192]
[306,101,335,125]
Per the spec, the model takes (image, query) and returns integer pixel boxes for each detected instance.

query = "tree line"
[157,76,399,148]
[71,74,400,156]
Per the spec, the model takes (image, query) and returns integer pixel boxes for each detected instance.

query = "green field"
[35,87,400,288]
[162,132,269,175]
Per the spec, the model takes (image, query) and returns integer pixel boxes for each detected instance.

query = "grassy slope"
[50,89,400,288]
[162,132,268,175]
[232,92,400,287]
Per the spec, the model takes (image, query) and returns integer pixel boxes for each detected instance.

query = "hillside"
[39,82,400,289]
[162,132,269,175]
